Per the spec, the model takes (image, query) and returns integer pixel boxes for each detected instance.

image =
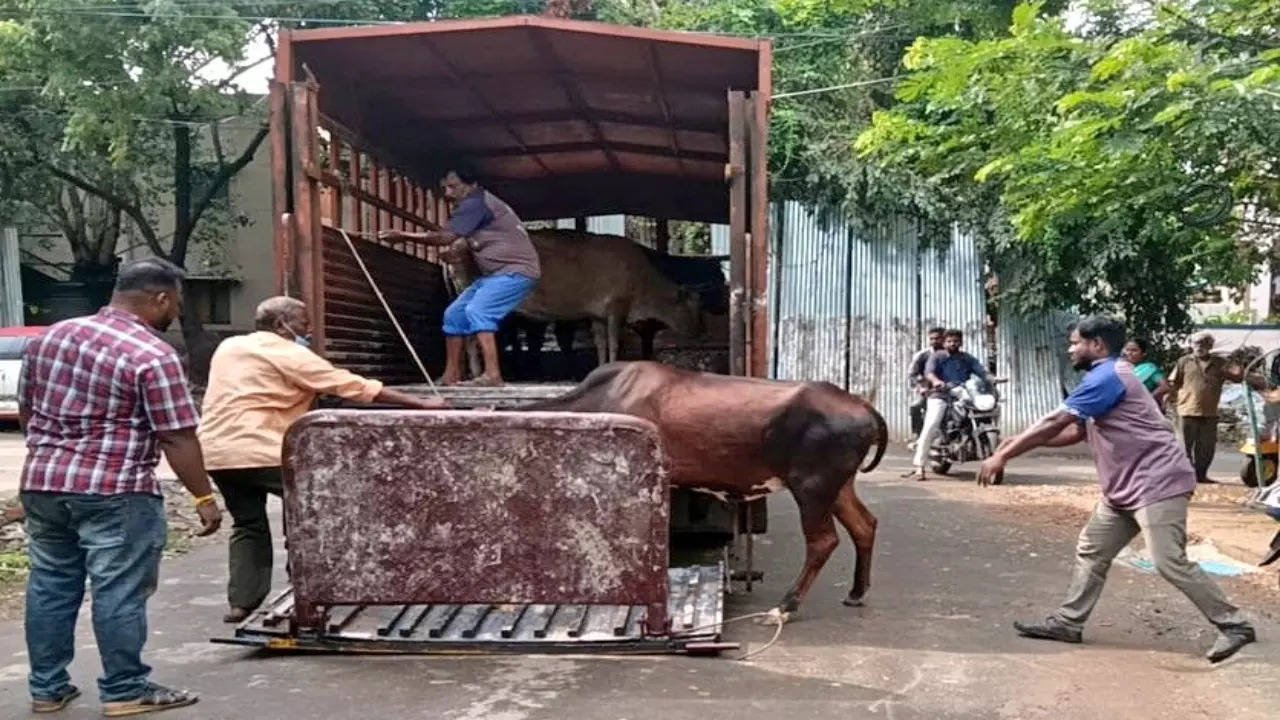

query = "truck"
[219,15,773,655]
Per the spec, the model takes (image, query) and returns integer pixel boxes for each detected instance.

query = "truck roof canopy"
[285,15,770,223]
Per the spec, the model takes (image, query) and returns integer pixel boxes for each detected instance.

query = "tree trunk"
[170,123,216,384]
[178,290,217,387]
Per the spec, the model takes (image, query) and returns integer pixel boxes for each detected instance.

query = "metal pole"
[0,227,22,327]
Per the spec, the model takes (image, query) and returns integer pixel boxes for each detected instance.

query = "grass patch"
[164,527,193,556]
[0,550,30,591]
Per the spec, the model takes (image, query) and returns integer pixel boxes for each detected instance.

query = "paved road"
[0,461,1276,720]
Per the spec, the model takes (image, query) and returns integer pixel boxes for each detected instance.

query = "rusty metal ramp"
[216,565,728,654]
[212,410,735,656]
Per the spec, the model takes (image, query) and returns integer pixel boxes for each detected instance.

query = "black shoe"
[1013,617,1082,644]
[1206,625,1256,664]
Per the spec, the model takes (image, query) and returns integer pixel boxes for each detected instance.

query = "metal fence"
[770,201,1069,438]
[555,216,626,236]
[996,308,1079,433]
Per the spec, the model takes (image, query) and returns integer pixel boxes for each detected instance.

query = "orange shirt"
[198,332,383,470]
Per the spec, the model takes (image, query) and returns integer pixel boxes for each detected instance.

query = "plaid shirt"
[19,306,199,496]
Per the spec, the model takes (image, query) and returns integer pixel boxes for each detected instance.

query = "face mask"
[281,322,312,349]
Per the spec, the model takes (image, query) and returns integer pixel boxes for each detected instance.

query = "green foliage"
[643,1,1066,233]
[857,0,1280,340]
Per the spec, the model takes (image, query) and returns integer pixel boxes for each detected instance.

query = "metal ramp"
[212,410,735,656]
[216,565,729,654]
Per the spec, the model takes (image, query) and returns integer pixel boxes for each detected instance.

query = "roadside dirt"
[0,479,224,621]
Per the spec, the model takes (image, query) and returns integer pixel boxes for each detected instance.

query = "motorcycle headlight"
[973,394,997,412]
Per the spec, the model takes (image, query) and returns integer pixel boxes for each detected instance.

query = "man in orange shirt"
[198,296,445,622]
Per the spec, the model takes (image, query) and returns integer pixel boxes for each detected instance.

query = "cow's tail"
[859,406,888,473]
[519,363,624,412]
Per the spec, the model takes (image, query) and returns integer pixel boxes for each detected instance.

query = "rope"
[737,616,786,662]
[669,610,788,662]
[336,228,440,396]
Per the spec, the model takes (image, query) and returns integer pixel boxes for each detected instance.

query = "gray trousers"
[1181,417,1217,482]
[1054,495,1246,630]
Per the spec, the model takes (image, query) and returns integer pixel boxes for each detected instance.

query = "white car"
[0,327,46,421]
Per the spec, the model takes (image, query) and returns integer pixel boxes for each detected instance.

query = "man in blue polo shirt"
[977,315,1255,663]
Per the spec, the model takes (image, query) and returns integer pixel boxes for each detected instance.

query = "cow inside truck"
[238,16,771,653]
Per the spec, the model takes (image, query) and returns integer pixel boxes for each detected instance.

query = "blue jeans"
[22,492,166,703]
[442,273,538,336]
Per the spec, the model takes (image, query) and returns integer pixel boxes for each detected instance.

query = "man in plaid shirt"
[18,258,222,717]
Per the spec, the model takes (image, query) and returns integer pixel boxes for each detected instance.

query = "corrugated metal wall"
[921,226,987,361]
[555,216,626,236]
[771,202,989,439]
[996,308,1078,433]
[773,203,851,387]
[847,216,927,436]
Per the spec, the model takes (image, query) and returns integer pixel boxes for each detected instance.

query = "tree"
[0,1,434,378]
[593,0,1067,230]
[856,1,1280,339]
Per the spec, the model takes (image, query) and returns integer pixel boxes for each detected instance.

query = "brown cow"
[525,361,888,621]
[444,230,703,366]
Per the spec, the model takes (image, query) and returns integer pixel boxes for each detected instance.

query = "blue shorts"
[442,272,538,336]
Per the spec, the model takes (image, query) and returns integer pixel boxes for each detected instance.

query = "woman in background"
[1124,338,1170,409]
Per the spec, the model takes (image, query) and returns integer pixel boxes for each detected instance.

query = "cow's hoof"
[842,595,866,608]
[757,607,790,626]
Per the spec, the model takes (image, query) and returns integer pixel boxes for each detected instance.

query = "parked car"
[0,327,48,421]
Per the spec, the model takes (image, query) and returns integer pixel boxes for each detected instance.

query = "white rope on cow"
[336,228,441,397]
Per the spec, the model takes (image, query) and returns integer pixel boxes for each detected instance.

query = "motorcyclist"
[909,327,947,440]
[903,328,991,481]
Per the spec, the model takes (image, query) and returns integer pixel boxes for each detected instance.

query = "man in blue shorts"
[977,315,1255,664]
[382,168,540,385]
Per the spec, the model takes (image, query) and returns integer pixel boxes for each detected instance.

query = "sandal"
[102,683,198,717]
[32,685,80,713]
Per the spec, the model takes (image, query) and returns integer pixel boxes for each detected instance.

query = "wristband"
[193,494,216,507]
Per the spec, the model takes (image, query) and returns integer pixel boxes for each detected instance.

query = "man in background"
[908,327,946,441]
[198,296,445,623]
[1168,333,1248,484]
[904,328,990,481]
[19,258,221,716]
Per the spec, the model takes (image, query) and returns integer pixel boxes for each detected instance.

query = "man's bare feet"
[459,374,504,387]
[437,374,462,386]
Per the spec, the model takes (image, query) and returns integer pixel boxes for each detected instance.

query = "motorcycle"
[928,376,1007,481]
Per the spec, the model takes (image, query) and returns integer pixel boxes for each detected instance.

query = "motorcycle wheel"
[1240,459,1275,488]
[930,460,952,475]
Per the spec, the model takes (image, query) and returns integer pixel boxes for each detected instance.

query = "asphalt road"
[0,464,1277,719]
